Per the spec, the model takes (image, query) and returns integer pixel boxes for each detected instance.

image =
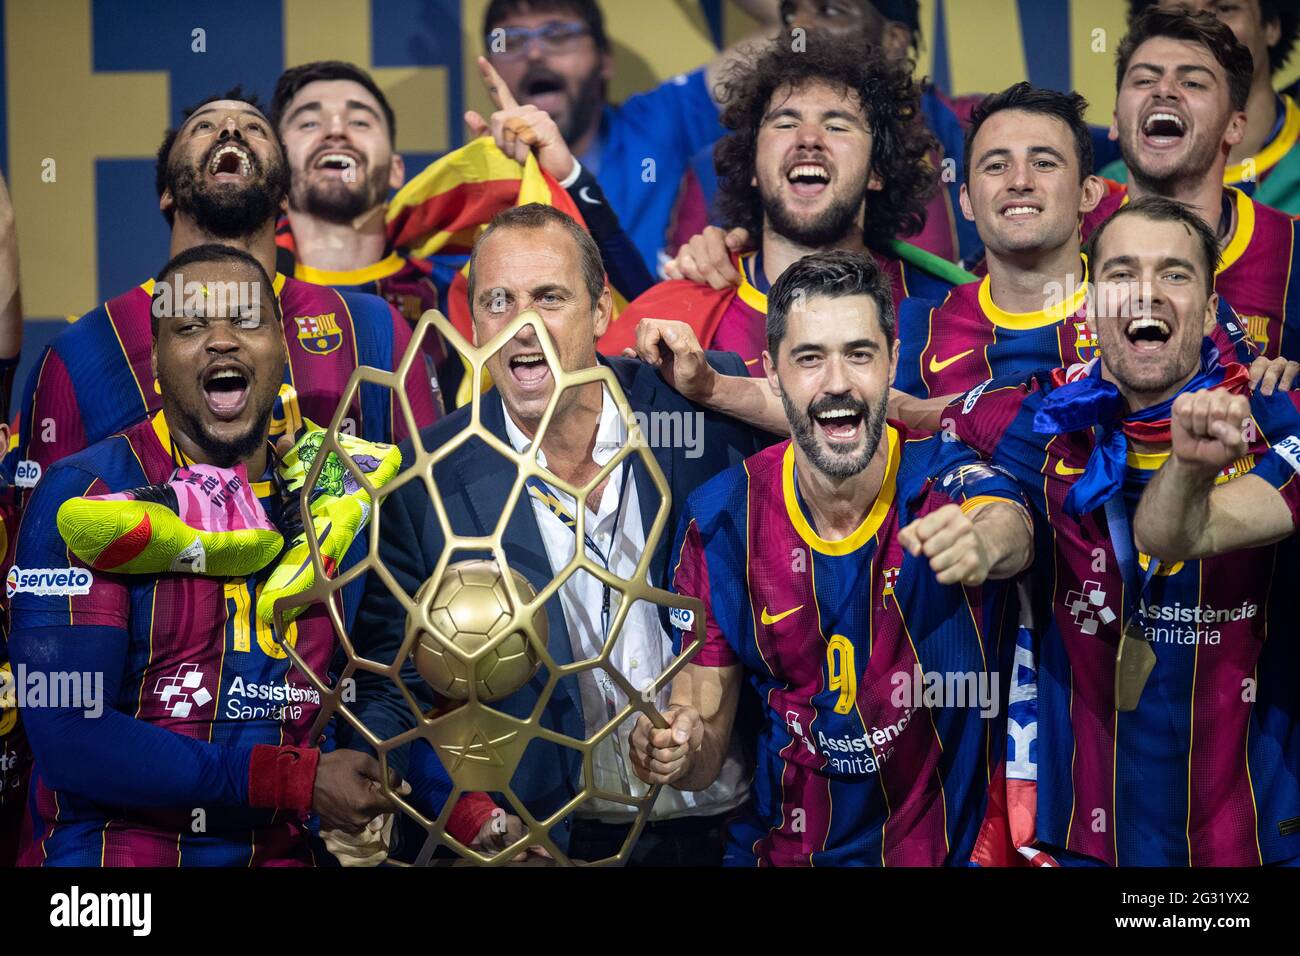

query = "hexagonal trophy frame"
[264,307,706,866]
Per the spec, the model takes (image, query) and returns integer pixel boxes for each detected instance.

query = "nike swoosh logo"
[1055,459,1086,476]
[761,605,804,625]
[928,349,975,373]
[578,185,602,206]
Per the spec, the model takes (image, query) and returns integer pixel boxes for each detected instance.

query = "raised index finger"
[477,55,519,111]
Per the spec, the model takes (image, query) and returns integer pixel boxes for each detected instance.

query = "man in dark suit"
[352,203,762,865]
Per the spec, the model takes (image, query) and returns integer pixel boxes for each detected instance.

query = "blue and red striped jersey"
[669,425,1025,866]
[896,266,1258,400]
[897,272,1099,399]
[9,412,368,866]
[273,225,455,411]
[602,246,970,374]
[949,371,1300,865]
[6,274,437,489]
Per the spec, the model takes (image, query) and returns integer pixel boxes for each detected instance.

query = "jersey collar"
[978,255,1090,330]
[736,252,769,314]
[1216,186,1255,273]
[293,252,405,287]
[1224,94,1300,185]
[149,410,275,496]
[782,425,900,556]
[1117,188,1254,275]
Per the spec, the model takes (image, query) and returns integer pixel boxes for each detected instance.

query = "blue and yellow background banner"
[2,0,1297,377]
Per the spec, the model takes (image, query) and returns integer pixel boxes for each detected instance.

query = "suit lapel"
[622,363,674,586]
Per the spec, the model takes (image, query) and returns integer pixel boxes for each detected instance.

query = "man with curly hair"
[598,33,973,374]
[1104,1,1300,213]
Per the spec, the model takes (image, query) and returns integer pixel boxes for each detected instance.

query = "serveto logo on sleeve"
[6,566,94,598]
[668,606,694,632]
[14,460,42,488]
[1272,435,1300,475]
[961,379,992,415]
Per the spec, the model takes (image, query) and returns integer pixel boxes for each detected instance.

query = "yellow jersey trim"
[294,252,405,287]
[978,256,1089,330]
[782,426,900,556]
[150,410,274,495]
[736,253,769,315]
[1217,187,1255,274]
[1224,95,1300,184]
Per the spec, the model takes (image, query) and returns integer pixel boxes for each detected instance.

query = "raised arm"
[1134,390,1295,561]
[464,56,654,301]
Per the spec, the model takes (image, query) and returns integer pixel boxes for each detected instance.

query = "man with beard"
[271,59,655,408]
[6,89,438,492]
[668,0,987,266]
[629,250,1033,866]
[620,83,1287,436]
[1084,8,1300,360]
[7,245,405,865]
[1104,1,1300,213]
[481,0,781,274]
[271,61,450,403]
[947,197,1300,865]
[598,35,971,374]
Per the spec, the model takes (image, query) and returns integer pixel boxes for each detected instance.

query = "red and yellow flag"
[384,138,590,407]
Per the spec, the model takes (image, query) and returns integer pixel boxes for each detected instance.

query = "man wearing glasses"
[481,0,781,276]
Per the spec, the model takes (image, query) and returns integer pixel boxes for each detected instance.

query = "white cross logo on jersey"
[153,663,212,718]
[785,710,816,755]
[1064,581,1116,636]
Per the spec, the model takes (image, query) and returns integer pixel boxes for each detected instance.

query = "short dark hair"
[766,250,896,355]
[1084,195,1221,294]
[778,0,923,51]
[1116,8,1254,111]
[466,203,606,307]
[154,86,278,227]
[964,82,1094,183]
[150,243,282,337]
[271,60,397,144]
[712,34,937,250]
[483,0,610,53]
[1127,0,1299,74]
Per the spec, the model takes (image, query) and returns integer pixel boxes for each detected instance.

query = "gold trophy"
[265,307,706,866]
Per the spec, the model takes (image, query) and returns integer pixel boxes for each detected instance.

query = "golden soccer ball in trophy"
[411,559,547,701]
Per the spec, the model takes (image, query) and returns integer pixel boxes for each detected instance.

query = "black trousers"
[567,808,732,867]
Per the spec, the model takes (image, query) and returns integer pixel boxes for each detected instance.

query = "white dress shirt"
[503,388,748,822]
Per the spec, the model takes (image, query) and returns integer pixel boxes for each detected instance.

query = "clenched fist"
[1170,389,1252,477]
[628,705,703,786]
[898,503,995,587]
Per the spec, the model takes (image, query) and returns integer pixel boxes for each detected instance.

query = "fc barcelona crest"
[293,312,343,355]
[883,566,900,595]
[1073,320,1099,359]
